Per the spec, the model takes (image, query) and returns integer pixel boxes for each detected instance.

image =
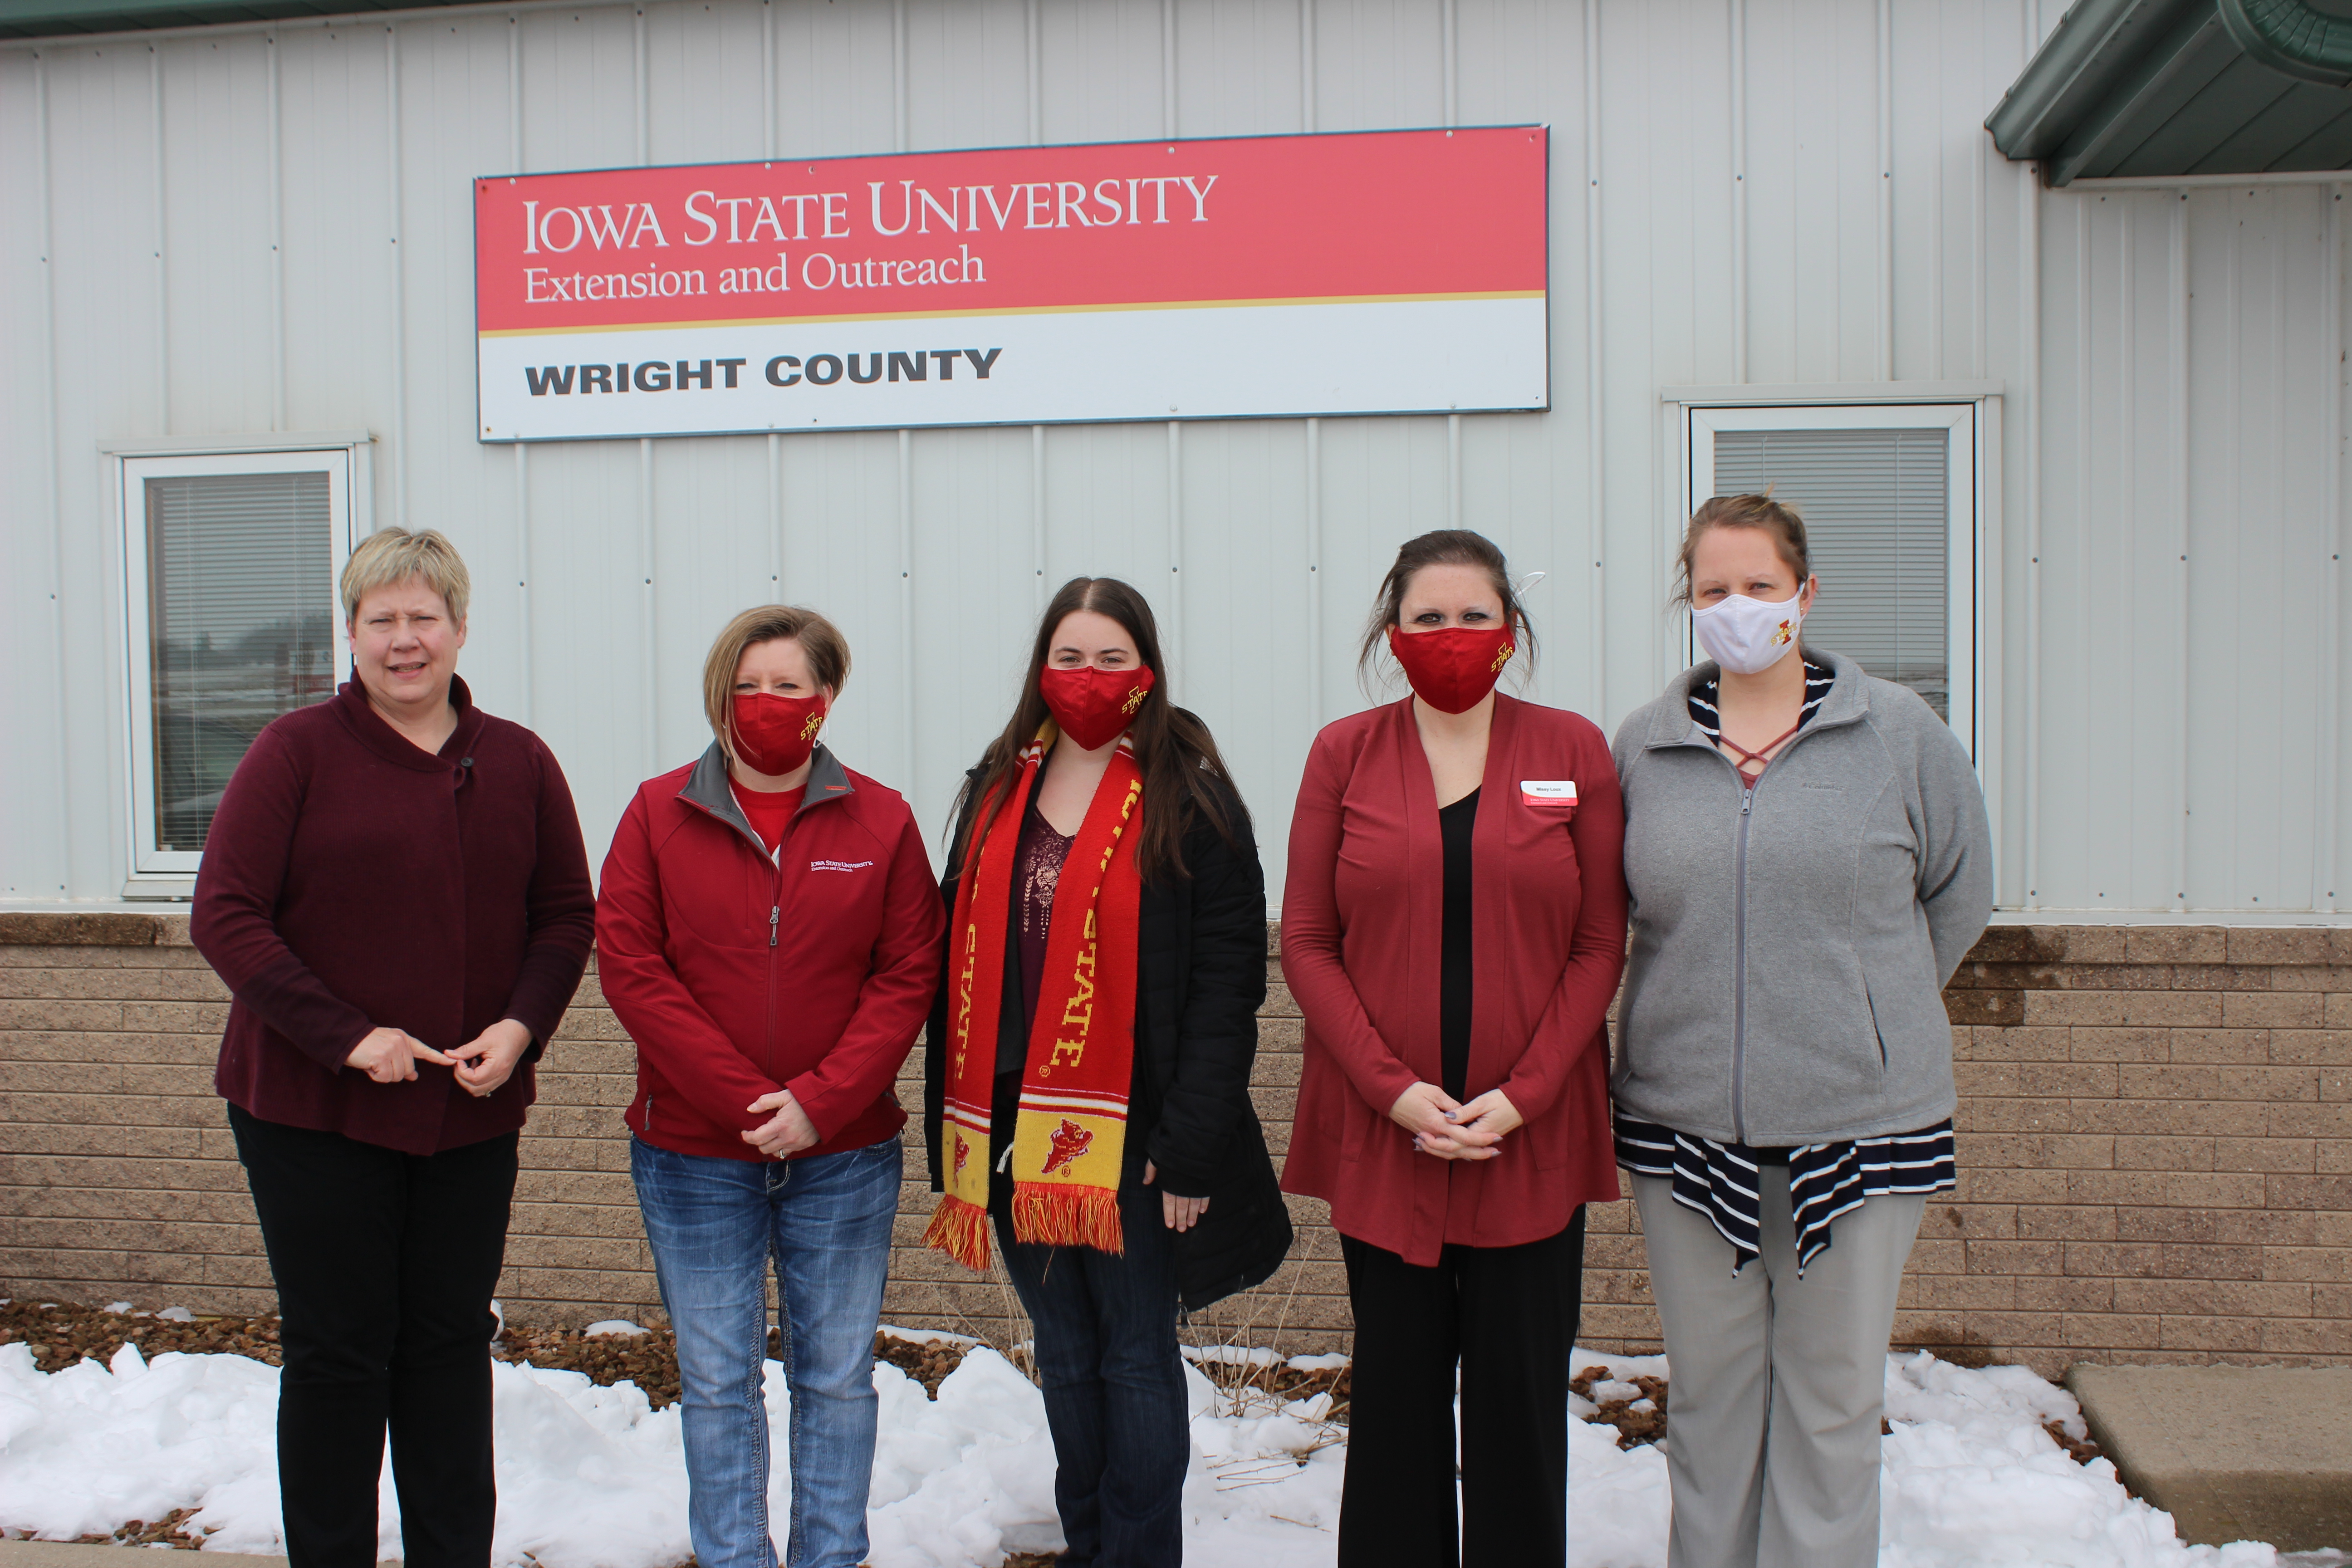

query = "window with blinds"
[142,471,337,853]
[1712,426,1951,718]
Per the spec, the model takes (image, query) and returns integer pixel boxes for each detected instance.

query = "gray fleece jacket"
[1609,649,1993,1146]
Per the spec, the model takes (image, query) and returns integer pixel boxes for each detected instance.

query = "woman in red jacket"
[1282,529,1628,1568]
[595,605,943,1568]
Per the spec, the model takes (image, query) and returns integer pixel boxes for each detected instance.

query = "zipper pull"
[1741,788,1754,815]
[769,906,780,947]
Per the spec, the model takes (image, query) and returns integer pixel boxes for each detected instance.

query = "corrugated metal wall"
[3,0,2345,916]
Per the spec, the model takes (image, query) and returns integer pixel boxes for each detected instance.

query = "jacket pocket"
[1860,946,1953,1115]
[1339,1093,1377,1166]
[1531,1101,1571,1169]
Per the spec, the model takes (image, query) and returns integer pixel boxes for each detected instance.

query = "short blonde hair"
[341,527,471,625]
[701,605,852,746]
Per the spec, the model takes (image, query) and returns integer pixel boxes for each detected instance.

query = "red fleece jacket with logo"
[596,744,944,1161]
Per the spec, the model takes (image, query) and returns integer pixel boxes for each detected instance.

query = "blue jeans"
[631,1136,901,1568]
[995,1179,1190,1568]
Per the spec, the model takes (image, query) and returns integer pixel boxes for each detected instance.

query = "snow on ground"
[0,1333,2303,1567]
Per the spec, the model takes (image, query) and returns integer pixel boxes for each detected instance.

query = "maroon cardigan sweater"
[192,679,595,1156]
[1281,694,1629,1265]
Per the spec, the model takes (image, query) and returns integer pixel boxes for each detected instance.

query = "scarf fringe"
[1011,1183,1126,1256]
[923,1194,993,1273]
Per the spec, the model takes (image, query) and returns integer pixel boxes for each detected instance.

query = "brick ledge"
[4,911,2348,967]
[0,912,191,947]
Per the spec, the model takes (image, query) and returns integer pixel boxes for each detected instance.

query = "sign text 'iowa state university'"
[475,127,1548,441]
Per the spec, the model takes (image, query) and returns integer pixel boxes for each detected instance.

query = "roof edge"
[2217,0,2352,86]
[0,0,478,42]
[1986,0,2211,158]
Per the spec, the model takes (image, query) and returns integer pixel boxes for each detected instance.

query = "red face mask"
[1387,623,1514,715]
[1039,662,1156,751]
[731,691,828,776]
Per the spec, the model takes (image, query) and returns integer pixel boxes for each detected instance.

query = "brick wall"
[1,913,2345,1376]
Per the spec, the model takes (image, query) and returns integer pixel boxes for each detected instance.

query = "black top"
[995,794,1073,1078]
[1438,787,1479,1102]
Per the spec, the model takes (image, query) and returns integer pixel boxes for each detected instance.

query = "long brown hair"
[954,577,1245,883]
[1355,528,1539,691]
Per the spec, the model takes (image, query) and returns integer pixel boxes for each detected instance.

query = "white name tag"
[1519,779,1577,805]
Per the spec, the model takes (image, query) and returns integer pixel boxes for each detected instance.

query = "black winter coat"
[923,759,1294,1313]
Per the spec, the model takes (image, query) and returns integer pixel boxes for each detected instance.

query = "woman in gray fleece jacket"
[1611,493,1993,1568]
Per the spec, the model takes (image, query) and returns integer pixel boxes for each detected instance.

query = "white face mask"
[1691,588,1805,675]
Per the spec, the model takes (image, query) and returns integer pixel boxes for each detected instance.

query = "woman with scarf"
[1281,529,1629,1568]
[923,576,1291,1568]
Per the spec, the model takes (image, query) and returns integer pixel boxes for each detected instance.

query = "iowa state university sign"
[475,126,1547,441]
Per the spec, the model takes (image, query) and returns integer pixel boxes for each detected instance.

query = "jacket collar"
[1641,646,1873,750]
[331,675,486,771]
[678,739,857,854]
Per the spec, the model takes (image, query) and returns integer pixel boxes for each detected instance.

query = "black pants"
[1337,1209,1586,1568]
[229,1104,519,1568]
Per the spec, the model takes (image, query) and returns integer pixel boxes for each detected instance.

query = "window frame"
[111,437,369,891]
[1666,392,1993,767]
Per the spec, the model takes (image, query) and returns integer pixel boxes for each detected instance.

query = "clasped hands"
[1388,1080,1523,1159]
[743,1088,820,1159]
[344,1019,532,1098]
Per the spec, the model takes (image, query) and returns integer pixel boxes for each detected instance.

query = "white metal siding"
[4,0,2344,917]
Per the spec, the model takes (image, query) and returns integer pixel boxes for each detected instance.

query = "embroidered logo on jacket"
[809,859,876,873]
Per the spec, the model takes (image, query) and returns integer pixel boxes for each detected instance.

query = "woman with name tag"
[1611,493,1992,1568]
[595,606,944,1568]
[1280,529,1629,1567]
[923,577,1290,1568]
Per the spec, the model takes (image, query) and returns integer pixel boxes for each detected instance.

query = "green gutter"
[1985,0,2213,159]
[2045,2,2239,184]
[0,0,467,38]
[2218,0,2352,86]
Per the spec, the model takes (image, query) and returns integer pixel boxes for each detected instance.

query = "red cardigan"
[192,679,595,1156]
[1280,694,1627,1264]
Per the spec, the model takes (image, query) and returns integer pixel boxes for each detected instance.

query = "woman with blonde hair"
[596,605,943,1568]
[193,526,595,1566]
[1612,493,1992,1567]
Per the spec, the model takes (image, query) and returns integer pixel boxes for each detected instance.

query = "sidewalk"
[2067,1364,2352,1553]
[0,1548,286,1568]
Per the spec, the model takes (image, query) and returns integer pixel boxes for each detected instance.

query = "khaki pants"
[1633,1169,1925,1568]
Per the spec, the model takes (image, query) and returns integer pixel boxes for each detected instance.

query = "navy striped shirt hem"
[1616,1115,1956,1275]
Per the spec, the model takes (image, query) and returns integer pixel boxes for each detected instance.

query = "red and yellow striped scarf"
[925,728,1144,1271]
